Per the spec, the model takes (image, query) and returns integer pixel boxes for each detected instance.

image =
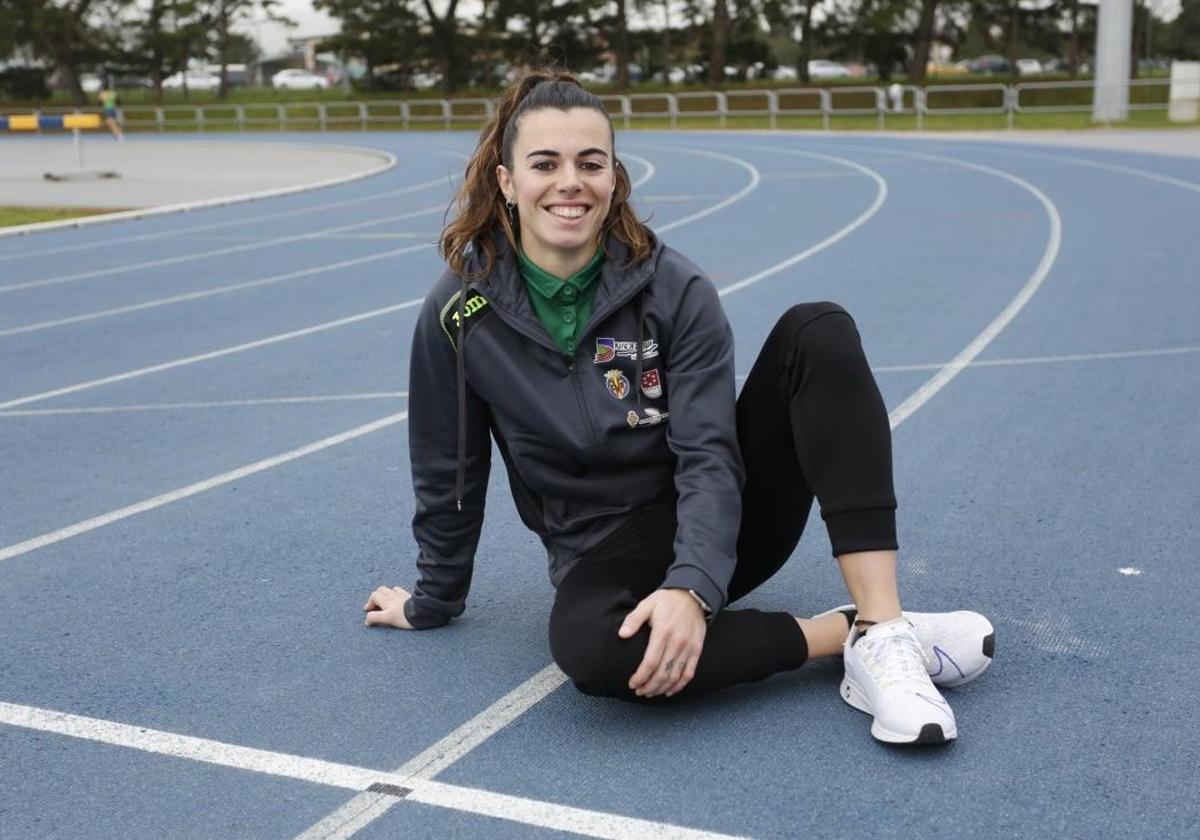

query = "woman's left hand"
[618,589,707,698]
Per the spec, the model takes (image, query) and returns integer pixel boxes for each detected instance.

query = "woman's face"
[496,107,616,275]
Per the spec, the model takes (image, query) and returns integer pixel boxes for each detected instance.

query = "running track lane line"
[0,412,409,564]
[0,701,741,840]
[0,205,445,295]
[0,235,436,339]
[946,143,1200,194]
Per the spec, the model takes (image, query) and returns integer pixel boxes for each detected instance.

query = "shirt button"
[561,288,576,302]
[561,310,575,324]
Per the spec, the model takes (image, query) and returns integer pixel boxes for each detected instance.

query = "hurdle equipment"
[1,112,120,181]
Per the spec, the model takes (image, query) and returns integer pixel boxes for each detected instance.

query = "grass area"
[0,206,122,227]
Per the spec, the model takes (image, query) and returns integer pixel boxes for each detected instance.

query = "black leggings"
[548,303,898,704]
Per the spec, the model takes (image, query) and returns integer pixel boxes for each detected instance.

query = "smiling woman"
[362,67,996,747]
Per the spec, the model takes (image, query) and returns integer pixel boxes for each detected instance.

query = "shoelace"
[861,630,932,691]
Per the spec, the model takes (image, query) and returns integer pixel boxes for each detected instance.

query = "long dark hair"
[440,67,653,280]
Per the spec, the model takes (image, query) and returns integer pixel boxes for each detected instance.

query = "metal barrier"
[8,80,1186,134]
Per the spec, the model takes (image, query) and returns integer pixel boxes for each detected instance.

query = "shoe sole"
[840,674,958,744]
[816,604,995,688]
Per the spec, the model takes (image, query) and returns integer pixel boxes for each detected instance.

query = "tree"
[709,0,729,85]
[1160,0,1200,59]
[1,0,130,104]
[314,0,421,90]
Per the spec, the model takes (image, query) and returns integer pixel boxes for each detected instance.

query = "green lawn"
[0,206,122,228]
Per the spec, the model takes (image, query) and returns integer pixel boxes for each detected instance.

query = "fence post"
[821,89,831,131]
[916,87,925,131]
[358,102,367,131]
[276,104,285,131]
[236,104,245,132]
[195,106,204,133]
[318,103,327,132]
[767,90,778,130]
[401,101,410,131]
[876,88,886,130]
[715,92,727,129]
[155,106,165,133]
[1006,85,1016,130]
[669,93,678,129]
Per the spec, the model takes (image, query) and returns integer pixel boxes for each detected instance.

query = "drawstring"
[455,277,467,512]
[635,290,646,407]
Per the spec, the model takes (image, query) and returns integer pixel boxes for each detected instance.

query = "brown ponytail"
[440,67,653,280]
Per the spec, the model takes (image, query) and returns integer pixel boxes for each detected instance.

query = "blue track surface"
[1,131,1198,839]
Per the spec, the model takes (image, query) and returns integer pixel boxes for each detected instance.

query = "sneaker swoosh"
[930,645,966,680]
[916,692,953,718]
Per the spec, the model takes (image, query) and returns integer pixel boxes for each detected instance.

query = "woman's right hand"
[363,585,415,630]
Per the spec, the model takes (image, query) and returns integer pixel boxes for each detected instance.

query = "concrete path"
[0,138,393,208]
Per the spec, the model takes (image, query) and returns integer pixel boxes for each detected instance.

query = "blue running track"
[1,131,1198,839]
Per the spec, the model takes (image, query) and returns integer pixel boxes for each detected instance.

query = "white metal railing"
[5,80,1185,133]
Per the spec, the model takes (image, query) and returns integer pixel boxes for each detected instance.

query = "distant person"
[99,87,124,141]
[363,67,995,745]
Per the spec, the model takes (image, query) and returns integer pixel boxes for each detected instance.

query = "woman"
[364,68,993,745]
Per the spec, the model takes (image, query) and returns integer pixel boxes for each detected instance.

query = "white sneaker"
[841,617,958,745]
[904,609,994,687]
[815,605,994,687]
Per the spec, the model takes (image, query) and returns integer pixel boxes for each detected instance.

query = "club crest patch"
[604,370,631,400]
[438,290,491,349]
[594,337,659,364]
[640,369,663,399]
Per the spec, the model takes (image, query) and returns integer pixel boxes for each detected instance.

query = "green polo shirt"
[518,247,604,355]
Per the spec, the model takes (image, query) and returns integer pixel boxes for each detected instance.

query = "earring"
[505,198,516,226]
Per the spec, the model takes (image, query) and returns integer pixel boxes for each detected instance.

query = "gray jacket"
[402,232,744,629]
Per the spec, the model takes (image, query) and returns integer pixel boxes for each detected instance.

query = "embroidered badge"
[594,338,616,364]
[594,337,660,364]
[640,369,663,399]
[604,370,631,400]
[626,407,670,428]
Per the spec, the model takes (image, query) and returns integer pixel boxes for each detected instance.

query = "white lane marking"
[154,232,436,243]
[0,206,444,296]
[0,701,739,840]
[648,147,761,233]
[0,412,408,564]
[0,300,423,411]
[1118,567,1143,576]
[621,152,656,189]
[871,344,1200,374]
[0,239,434,339]
[298,665,572,840]
[0,392,408,417]
[883,151,1062,429]
[0,141,398,240]
[710,147,887,298]
[969,145,1200,194]
[637,194,726,202]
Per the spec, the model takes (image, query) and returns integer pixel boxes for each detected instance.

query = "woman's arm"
[365,281,493,630]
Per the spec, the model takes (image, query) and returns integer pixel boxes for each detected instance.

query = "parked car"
[963,55,1013,75]
[772,66,798,81]
[271,69,329,90]
[1016,58,1043,76]
[807,60,851,79]
[162,71,220,91]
